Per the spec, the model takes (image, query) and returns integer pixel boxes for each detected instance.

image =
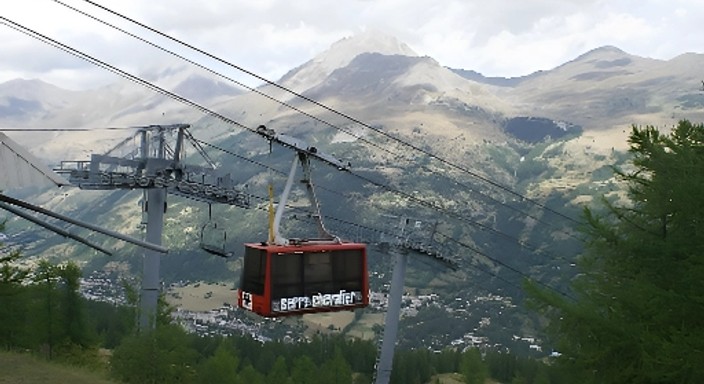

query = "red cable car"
[238,242,368,316]
[237,135,369,317]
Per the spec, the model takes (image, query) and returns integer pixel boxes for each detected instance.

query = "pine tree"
[33,260,60,359]
[197,343,239,384]
[111,324,198,383]
[291,355,319,384]
[266,356,292,384]
[528,120,704,383]
[238,363,265,384]
[460,348,487,384]
[319,348,353,384]
[57,262,88,347]
[0,221,30,349]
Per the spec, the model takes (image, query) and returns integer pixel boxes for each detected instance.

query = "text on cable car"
[274,290,363,312]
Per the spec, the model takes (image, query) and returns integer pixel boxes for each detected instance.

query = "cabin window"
[270,248,365,301]
[241,247,266,295]
[271,252,303,299]
[304,251,334,296]
[332,249,364,292]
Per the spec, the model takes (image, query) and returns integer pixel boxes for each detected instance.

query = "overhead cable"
[75,0,582,226]
[0,16,572,299]
[55,0,581,243]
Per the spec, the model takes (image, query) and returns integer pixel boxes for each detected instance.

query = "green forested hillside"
[12,117,704,384]
[0,244,561,384]
[3,122,611,356]
[528,120,704,383]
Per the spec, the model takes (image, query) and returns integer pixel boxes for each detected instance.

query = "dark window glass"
[332,249,363,292]
[269,248,365,300]
[241,247,266,295]
[304,252,333,296]
[271,253,303,299]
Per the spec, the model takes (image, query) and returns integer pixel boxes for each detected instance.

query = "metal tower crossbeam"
[55,124,249,208]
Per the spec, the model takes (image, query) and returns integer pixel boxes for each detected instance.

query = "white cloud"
[1,0,703,89]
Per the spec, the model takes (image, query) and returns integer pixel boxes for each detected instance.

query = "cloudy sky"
[1,0,702,90]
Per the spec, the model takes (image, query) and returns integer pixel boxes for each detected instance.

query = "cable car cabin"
[238,242,368,317]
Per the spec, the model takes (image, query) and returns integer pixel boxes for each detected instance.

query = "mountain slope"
[3,32,704,355]
[506,46,704,130]
[0,79,81,125]
[0,67,243,162]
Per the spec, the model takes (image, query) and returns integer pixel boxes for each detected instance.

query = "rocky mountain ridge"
[2,33,701,165]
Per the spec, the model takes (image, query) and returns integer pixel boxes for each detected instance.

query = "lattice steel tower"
[57,124,249,330]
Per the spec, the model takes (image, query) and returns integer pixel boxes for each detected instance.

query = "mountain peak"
[574,45,630,62]
[590,45,626,54]
[278,30,417,93]
[542,45,640,75]
[329,29,418,60]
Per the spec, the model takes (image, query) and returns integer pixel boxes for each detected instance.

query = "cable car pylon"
[373,216,458,384]
[55,123,250,331]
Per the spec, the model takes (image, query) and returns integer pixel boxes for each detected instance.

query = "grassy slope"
[0,351,117,384]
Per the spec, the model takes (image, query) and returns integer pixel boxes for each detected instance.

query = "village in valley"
[79,268,546,355]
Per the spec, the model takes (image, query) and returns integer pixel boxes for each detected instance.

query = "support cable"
[0,193,168,254]
[51,0,582,243]
[0,16,573,298]
[73,0,582,226]
[0,201,112,255]
[196,138,577,264]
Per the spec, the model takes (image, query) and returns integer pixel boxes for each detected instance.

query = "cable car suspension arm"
[259,125,344,245]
